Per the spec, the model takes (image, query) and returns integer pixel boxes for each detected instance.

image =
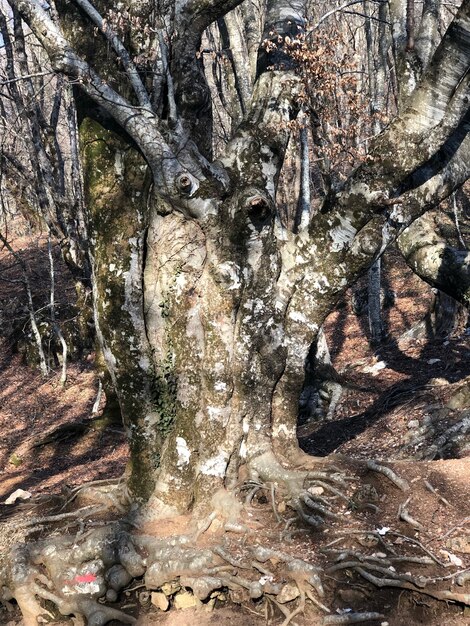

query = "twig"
[423,480,450,506]
[398,497,425,532]
[366,460,409,491]
[437,517,470,540]
[16,505,105,528]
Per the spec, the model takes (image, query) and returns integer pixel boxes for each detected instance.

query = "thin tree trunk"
[0,232,48,377]
[368,258,383,344]
[48,234,67,385]
[294,120,311,233]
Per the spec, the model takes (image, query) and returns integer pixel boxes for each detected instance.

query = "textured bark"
[80,120,160,501]
[368,259,383,344]
[7,0,470,516]
[397,212,470,306]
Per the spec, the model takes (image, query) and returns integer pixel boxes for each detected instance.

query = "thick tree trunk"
[81,120,161,501]
[11,0,470,520]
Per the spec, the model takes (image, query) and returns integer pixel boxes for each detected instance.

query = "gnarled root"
[0,518,329,624]
[247,450,352,530]
[2,457,468,624]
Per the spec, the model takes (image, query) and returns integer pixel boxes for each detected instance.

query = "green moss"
[80,118,166,501]
[146,344,178,440]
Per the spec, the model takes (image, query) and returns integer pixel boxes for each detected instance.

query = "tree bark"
[8,0,470,518]
[397,211,470,306]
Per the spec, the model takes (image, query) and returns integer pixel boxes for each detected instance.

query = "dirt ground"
[0,216,469,625]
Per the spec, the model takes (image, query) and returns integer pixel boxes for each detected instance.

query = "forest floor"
[0,214,469,625]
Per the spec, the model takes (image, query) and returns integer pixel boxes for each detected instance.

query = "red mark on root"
[75,574,97,583]
[64,573,97,585]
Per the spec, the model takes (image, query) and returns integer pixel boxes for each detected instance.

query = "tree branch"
[397,212,470,305]
[415,0,441,69]
[72,0,152,110]
[220,0,305,195]
[9,0,182,187]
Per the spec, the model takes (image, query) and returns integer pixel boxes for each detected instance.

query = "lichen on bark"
[80,118,163,501]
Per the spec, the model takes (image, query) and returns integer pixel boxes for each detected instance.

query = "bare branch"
[397,211,470,305]
[72,0,152,110]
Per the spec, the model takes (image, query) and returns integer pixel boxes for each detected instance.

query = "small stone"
[277,501,287,514]
[407,420,419,429]
[229,586,251,604]
[337,588,365,603]
[4,488,32,504]
[446,536,470,554]
[210,591,226,601]
[277,582,300,604]
[161,581,181,596]
[209,518,223,533]
[173,590,201,609]
[151,591,169,611]
[308,486,324,496]
[105,588,118,602]
[8,453,23,467]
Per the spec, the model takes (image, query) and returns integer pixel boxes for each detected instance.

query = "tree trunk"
[10,0,470,521]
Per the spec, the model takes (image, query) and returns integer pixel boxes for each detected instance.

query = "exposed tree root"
[366,460,410,491]
[0,518,328,624]
[1,460,469,624]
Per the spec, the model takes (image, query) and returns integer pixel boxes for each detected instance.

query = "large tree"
[1,0,470,623]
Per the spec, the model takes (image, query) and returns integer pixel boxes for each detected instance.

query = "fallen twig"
[15,505,106,528]
[437,517,470,540]
[423,480,450,506]
[398,497,425,532]
[366,461,409,491]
